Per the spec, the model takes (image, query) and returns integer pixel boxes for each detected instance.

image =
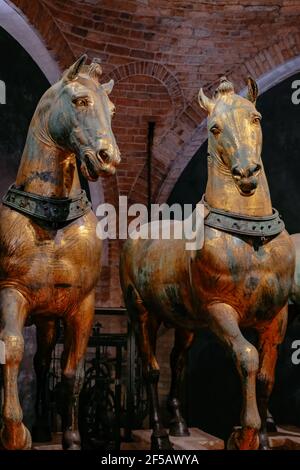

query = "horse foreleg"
[130,294,171,450]
[207,302,260,450]
[168,328,194,436]
[0,288,31,450]
[32,318,58,442]
[256,304,288,450]
[60,293,95,450]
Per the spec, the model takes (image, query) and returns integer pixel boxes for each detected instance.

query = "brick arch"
[103,60,185,118]
[11,0,74,70]
[101,61,184,206]
[131,32,300,205]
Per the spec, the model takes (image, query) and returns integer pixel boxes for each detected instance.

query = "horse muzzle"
[231,162,260,196]
[97,147,121,176]
[81,149,120,181]
[236,177,258,196]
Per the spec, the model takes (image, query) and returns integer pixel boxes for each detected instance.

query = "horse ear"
[247,76,258,104]
[66,54,87,80]
[198,88,215,114]
[102,79,114,95]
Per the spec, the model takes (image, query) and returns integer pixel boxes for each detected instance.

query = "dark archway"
[168,73,300,440]
[0,26,50,198]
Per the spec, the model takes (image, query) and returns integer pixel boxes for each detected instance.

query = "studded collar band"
[202,195,285,239]
[2,184,91,227]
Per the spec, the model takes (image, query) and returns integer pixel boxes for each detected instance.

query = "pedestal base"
[121,428,224,450]
[31,425,300,450]
[269,425,300,450]
[32,432,62,450]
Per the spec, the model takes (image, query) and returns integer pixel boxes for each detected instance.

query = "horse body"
[122,227,293,331]
[0,55,120,450]
[120,77,295,450]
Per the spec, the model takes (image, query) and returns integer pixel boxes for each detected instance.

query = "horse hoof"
[23,426,32,450]
[227,427,259,450]
[62,430,81,450]
[259,432,270,450]
[0,423,32,450]
[151,433,173,450]
[169,420,190,437]
[260,443,270,451]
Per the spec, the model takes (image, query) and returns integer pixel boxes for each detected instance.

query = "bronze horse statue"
[120,77,295,450]
[0,55,120,450]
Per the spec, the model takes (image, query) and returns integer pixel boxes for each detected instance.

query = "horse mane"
[62,60,103,85]
[78,62,102,84]
[214,76,235,100]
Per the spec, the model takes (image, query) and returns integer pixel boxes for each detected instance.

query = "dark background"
[168,74,300,439]
[0,26,49,199]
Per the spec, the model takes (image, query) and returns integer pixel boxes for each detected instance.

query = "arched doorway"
[0,25,51,198]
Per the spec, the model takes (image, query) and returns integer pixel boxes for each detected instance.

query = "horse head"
[47,55,120,181]
[199,76,262,197]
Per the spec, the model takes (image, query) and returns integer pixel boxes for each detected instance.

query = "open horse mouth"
[97,150,117,176]
[81,151,117,181]
[237,178,258,196]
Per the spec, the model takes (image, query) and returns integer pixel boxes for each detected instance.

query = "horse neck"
[15,119,81,198]
[205,158,273,217]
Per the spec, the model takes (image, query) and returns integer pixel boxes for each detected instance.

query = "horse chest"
[1,211,102,311]
[192,230,294,320]
[35,225,101,282]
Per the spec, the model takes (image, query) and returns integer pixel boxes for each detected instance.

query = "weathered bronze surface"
[0,55,120,450]
[120,77,295,450]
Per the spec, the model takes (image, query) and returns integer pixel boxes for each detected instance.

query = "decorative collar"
[2,184,91,228]
[202,195,285,239]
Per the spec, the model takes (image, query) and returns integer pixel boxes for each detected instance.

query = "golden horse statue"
[120,77,295,450]
[0,55,120,450]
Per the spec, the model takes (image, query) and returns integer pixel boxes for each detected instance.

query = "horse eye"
[210,126,221,136]
[252,116,261,124]
[73,98,89,107]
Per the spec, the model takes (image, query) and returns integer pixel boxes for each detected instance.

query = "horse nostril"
[97,150,110,163]
[232,165,243,179]
[250,163,261,176]
[232,163,261,179]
